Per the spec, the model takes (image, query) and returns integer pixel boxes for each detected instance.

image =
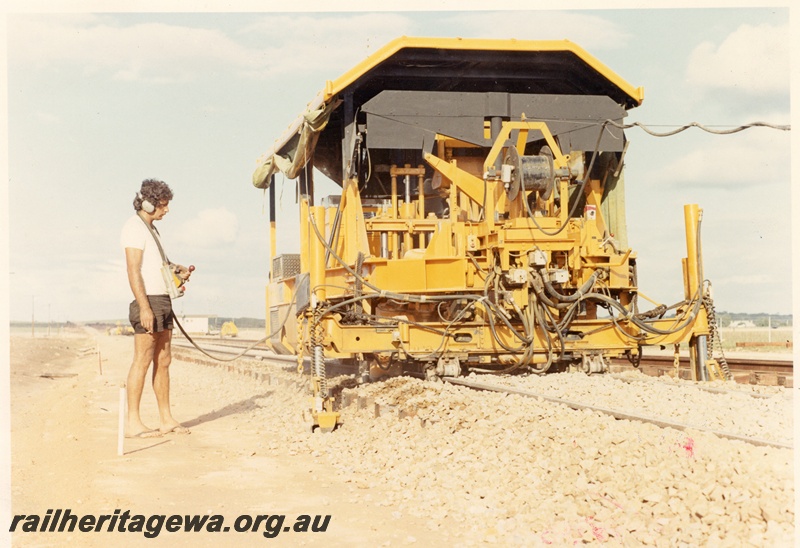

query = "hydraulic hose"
[543,270,599,303]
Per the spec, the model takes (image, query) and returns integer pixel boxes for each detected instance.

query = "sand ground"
[9,328,445,547]
[8,327,795,546]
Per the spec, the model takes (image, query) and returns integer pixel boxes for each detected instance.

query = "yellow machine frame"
[254,37,717,431]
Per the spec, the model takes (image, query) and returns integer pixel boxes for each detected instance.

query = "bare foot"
[160,423,191,435]
[126,421,161,439]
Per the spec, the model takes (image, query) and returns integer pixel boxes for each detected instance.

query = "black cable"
[543,271,599,303]
[605,119,790,136]
[172,288,298,362]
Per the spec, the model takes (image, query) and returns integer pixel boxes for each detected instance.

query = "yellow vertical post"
[417,167,425,219]
[515,129,529,154]
[559,179,569,225]
[299,197,310,274]
[484,180,495,231]
[585,179,608,236]
[683,204,701,299]
[403,225,413,256]
[325,206,337,269]
[390,172,399,258]
[683,203,708,381]
[401,170,413,253]
[309,205,327,303]
[449,173,459,221]
[390,173,398,219]
[269,226,277,265]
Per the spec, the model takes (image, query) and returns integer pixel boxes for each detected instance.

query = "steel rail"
[181,337,792,370]
[443,377,793,450]
[607,373,788,400]
[614,354,793,373]
[171,341,357,378]
[174,339,791,449]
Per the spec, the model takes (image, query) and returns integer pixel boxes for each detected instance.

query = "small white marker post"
[118,383,127,456]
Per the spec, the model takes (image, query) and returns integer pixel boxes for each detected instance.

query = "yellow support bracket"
[483,120,569,173]
[424,153,487,206]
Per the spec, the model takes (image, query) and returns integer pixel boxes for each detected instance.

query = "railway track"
[610,353,793,387]
[442,376,791,450]
[174,336,792,451]
[626,353,793,373]
[175,336,792,384]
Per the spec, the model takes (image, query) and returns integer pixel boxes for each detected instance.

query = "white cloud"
[9,14,266,83]
[239,13,414,77]
[715,273,778,286]
[34,111,60,124]
[173,208,239,249]
[686,23,789,95]
[647,130,790,188]
[7,13,418,85]
[9,257,131,322]
[233,11,631,100]
[8,11,628,86]
[440,11,632,50]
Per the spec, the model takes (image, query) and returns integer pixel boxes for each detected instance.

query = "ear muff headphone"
[138,192,155,214]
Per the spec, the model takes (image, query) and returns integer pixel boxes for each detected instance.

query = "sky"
[0,2,797,544]
[2,3,795,324]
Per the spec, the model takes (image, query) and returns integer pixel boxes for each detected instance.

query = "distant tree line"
[716,312,792,328]
[209,317,265,329]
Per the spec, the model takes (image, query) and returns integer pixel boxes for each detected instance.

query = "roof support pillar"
[342,91,356,180]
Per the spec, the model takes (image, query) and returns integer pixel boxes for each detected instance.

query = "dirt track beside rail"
[9,330,445,547]
[9,329,795,546]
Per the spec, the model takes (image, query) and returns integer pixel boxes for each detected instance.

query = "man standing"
[121,178,192,437]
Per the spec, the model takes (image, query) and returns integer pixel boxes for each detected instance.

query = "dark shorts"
[129,295,174,334]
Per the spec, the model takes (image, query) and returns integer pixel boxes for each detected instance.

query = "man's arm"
[125,247,155,333]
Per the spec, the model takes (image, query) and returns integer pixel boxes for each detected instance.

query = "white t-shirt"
[120,214,169,296]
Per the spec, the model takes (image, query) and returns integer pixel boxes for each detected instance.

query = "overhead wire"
[604,119,790,136]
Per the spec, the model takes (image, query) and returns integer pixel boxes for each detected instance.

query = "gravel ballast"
[180,354,795,546]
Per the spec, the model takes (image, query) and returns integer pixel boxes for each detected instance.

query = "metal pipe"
[380,232,388,258]
[695,335,709,381]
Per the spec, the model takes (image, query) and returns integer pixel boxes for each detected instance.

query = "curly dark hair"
[133,178,173,211]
